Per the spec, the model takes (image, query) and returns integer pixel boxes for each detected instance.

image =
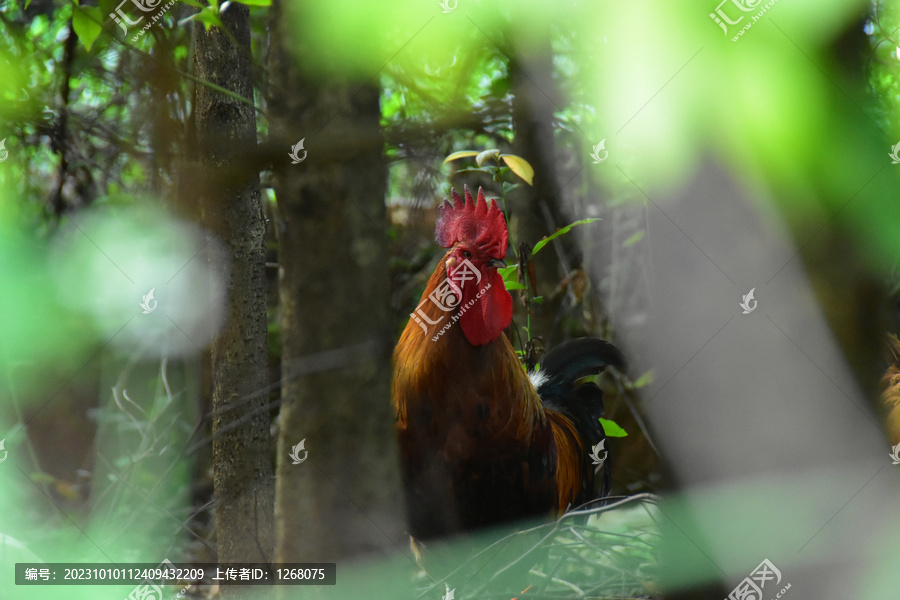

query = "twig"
[529,568,586,597]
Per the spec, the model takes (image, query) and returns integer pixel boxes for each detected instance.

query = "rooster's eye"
[463,250,471,259]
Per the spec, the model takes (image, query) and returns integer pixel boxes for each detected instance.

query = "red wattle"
[460,270,512,346]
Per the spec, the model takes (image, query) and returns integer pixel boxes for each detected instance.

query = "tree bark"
[193,3,274,577]
[267,0,405,568]
[509,48,576,349]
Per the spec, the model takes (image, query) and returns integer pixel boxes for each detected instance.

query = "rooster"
[392,186,625,541]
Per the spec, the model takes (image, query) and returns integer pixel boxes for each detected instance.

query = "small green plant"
[444,149,535,186]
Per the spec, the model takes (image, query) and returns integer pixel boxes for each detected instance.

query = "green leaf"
[623,230,644,247]
[627,370,654,390]
[233,0,272,5]
[497,265,518,283]
[531,218,601,256]
[443,150,480,164]
[29,14,48,36]
[530,296,543,304]
[501,181,522,195]
[180,0,205,6]
[475,149,501,167]
[599,418,628,437]
[498,266,527,291]
[188,8,224,30]
[500,154,534,185]
[73,6,103,52]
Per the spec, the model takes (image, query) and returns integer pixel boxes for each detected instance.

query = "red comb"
[434,186,508,259]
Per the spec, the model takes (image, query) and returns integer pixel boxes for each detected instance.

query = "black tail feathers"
[538,338,626,387]
[531,337,626,500]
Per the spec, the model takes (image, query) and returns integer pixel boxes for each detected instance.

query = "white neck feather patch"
[528,369,549,391]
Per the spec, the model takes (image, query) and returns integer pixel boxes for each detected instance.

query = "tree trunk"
[509,49,575,350]
[267,0,405,568]
[193,3,274,577]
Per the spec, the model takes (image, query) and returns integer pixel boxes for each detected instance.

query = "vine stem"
[494,166,534,348]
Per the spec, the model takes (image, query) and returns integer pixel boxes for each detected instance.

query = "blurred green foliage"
[0,0,898,598]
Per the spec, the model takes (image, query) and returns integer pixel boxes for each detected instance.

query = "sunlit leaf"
[497,265,518,283]
[233,0,272,5]
[475,148,500,167]
[192,8,224,29]
[500,153,534,185]
[599,418,628,437]
[29,14,48,36]
[443,150,480,164]
[531,218,600,256]
[72,6,103,52]
[497,264,528,291]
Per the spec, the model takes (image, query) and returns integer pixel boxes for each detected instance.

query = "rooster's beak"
[487,258,506,269]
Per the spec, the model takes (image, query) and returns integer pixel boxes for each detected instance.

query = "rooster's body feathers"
[392,186,624,541]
